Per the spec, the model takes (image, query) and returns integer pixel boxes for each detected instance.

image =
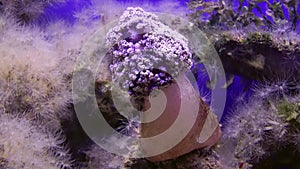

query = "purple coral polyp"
[106,7,193,95]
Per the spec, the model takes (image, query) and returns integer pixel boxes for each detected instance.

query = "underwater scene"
[0,0,300,168]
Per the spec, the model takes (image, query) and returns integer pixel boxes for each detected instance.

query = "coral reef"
[0,0,299,168]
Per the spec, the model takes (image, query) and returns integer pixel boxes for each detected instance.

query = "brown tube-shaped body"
[140,73,221,162]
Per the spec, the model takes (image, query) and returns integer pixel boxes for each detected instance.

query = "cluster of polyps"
[106,7,193,95]
[104,7,222,162]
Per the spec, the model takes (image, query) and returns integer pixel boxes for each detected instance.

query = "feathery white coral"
[219,98,288,167]
[0,16,71,129]
[0,114,72,169]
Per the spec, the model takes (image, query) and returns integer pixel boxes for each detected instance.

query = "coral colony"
[0,0,300,169]
[107,7,193,96]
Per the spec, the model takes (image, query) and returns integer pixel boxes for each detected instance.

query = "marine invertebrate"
[106,7,193,95]
[103,7,222,163]
[213,77,300,168]
[276,97,300,153]
[115,113,140,137]
[252,79,292,100]
[0,113,72,169]
[2,0,299,167]
[187,0,300,96]
[220,97,288,166]
[0,0,65,24]
[70,6,225,167]
[140,73,221,162]
[0,18,71,129]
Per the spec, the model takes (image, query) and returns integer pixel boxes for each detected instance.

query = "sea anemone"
[0,0,65,24]
[0,113,72,169]
[0,15,71,129]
